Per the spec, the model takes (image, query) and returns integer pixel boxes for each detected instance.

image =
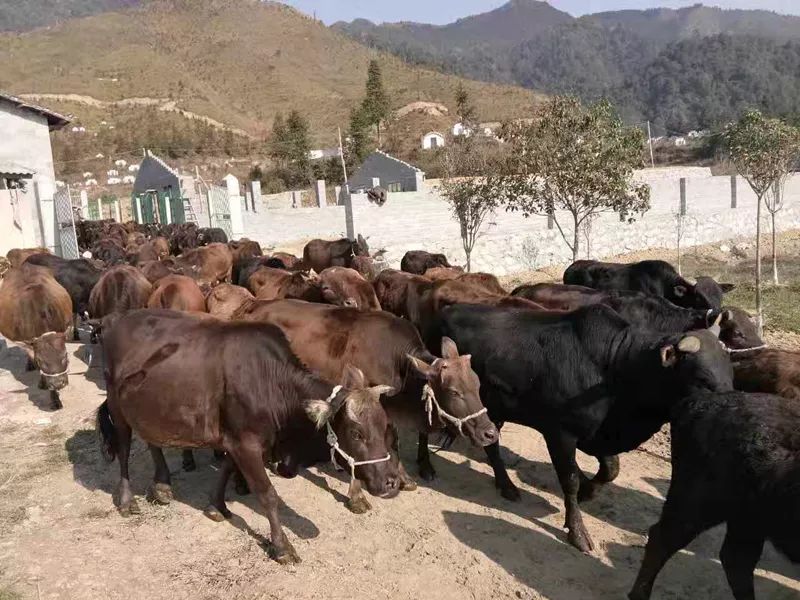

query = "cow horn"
[685,277,697,286]
[678,336,701,354]
[709,313,723,337]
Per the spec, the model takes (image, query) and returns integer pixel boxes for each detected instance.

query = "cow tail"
[96,400,118,463]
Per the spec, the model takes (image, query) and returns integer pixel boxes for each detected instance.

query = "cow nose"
[481,426,499,446]
[384,476,400,495]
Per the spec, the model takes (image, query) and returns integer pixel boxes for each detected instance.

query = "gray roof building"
[348,150,424,193]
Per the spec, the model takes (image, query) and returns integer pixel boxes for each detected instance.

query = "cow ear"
[342,364,366,390]
[660,345,677,368]
[407,354,436,379]
[303,399,332,428]
[441,336,460,360]
[370,384,396,397]
[720,283,736,293]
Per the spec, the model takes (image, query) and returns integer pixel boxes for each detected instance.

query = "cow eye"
[351,430,364,442]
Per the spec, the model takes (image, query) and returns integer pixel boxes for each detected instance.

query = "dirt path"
[0,335,797,600]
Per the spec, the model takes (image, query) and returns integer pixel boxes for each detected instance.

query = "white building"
[421,131,445,150]
[674,137,687,147]
[82,171,93,178]
[122,175,135,184]
[107,177,121,185]
[452,122,473,137]
[85,178,98,187]
[107,169,119,177]
[127,164,140,173]
[114,159,127,167]
[0,92,70,256]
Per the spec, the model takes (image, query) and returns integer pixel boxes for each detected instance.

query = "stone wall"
[242,168,800,275]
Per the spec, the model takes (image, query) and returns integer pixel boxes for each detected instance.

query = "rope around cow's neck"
[724,344,769,354]
[422,383,487,436]
[40,367,69,378]
[324,385,391,482]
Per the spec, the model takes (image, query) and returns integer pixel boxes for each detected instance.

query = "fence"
[240,169,800,275]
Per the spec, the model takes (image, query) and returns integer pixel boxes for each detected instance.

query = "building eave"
[0,92,71,130]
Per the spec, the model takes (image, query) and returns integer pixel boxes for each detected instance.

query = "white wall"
[0,104,59,254]
[242,169,800,274]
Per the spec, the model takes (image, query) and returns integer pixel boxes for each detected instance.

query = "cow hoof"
[567,527,595,554]
[269,541,301,565]
[418,464,437,482]
[49,391,63,410]
[38,377,48,390]
[234,479,250,496]
[346,496,372,514]
[497,482,521,502]
[400,478,418,492]
[203,503,232,522]
[119,499,141,517]
[147,483,173,505]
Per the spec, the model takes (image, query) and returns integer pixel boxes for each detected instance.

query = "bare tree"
[765,180,786,285]
[673,209,697,276]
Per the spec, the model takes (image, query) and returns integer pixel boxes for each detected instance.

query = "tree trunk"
[677,233,682,276]
[771,211,778,285]
[572,214,580,262]
[756,194,764,336]
[465,251,472,273]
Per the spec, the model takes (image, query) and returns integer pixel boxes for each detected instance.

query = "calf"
[174,243,233,286]
[197,227,228,245]
[319,267,381,310]
[89,265,153,342]
[269,252,302,271]
[0,263,72,409]
[303,235,369,272]
[205,284,256,320]
[147,275,206,313]
[229,239,263,283]
[437,303,733,552]
[373,269,432,321]
[401,250,452,275]
[732,348,800,400]
[90,238,128,266]
[246,266,322,302]
[350,255,376,281]
[97,309,399,563]
[25,253,104,341]
[138,259,178,285]
[629,390,800,600]
[563,259,722,310]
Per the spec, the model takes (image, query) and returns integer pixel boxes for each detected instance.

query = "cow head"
[304,365,400,499]
[355,234,370,257]
[205,284,254,319]
[694,276,735,311]
[319,267,381,310]
[25,331,69,391]
[406,338,498,447]
[658,330,734,394]
[718,307,764,351]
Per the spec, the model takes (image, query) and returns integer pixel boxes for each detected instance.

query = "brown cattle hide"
[423,266,464,281]
[733,349,800,400]
[206,284,256,320]
[7,247,51,268]
[248,267,322,302]
[373,269,432,320]
[138,260,178,285]
[89,265,153,318]
[319,267,381,311]
[174,243,233,286]
[147,275,207,312]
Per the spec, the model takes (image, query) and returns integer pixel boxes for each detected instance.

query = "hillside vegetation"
[0,0,540,142]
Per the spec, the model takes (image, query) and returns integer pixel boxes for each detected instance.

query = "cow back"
[90,265,153,318]
[0,264,72,340]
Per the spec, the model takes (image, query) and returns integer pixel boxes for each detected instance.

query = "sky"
[280,0,800,25]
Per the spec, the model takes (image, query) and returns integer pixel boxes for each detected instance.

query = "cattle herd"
[0,218,798,600]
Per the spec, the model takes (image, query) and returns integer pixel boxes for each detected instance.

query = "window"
[387,182,402,193]
[430,136,438,148]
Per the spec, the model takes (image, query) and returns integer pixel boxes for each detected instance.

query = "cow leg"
[346,477,372,514]
[233,467,250,495]
[719,522,764,600]
[392,425,416,491]
[24,348,36,371]
[204,454,234,522]
[417,432,436,481]
[147,445,174,505]
[72,314,81,342]
[578,455,620,502]
[181,449,197,472]
[116,423,140,517]
[545,431,593,553]
[226,436,300,564]
[484,438,520,501]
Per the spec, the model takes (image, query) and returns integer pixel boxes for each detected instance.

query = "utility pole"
[647,120,655,169]
[338,126,348,183]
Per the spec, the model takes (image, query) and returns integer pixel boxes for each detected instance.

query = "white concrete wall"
[242,169,800,274]
[0,104,59,254]
[0,188,40,254]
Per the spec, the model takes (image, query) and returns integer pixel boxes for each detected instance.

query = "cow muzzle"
[40,369,69,391]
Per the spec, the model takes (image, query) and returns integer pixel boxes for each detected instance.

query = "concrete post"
[223,174,244,239]
[547,211,554,230]
[292,191,300,208]
[35,179,57,253]
[96,197,103,220]
[250,180,261,213]
[114,199,121,222]
[80,190,89,218]
[731,175,738,209]
[371,177,380,188]
[315,180,326,208]
[164,196,172,225]
[334,185,342,206]
[343,185,355,240]
[679,178,687,216]
[135,196,143,223]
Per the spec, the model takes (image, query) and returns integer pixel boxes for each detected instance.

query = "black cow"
[24,253,104,341]
[235,256,291,288]
[695,276,736,312]
[629,390,800,600]
[437,304,734,553]
[197,227,229,246]
[401,251,452,276]
[563,260,727,310]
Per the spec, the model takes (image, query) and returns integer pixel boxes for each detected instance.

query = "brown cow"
[458,272,506,295]
[7,247,51,268]
[147,275,206,313]
[97,309,399,563]
[350,255,376,281]
[229,239,263,264]
[89,265,153,342]
[138,259,178,285]
[174,243,233,286]
[319,267,381,310]
[373,269,432,321]
[231,299,497,484]
[0,263,72,409]
[732,348,800,400]
[270,252,302,270]
[206,284,256,320]
[246,267,322,302]
[302,235,369,272]
[423,266,465,281]
[401,250,453,275]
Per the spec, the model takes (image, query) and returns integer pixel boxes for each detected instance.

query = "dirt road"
[0,333,797,600]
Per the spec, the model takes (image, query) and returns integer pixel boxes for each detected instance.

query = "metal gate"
[207,185,232,239]
[54,186,79,259]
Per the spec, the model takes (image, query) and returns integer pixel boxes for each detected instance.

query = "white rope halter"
[40,367,69,378]
[323,385,391,481]
[724,344,768,354]
[422,383,487,436]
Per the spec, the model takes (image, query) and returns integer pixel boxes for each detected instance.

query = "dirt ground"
[2,235,800,600]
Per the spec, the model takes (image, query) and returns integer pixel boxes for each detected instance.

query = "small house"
[122,175,135,184]
[452,122,473,137]
[114,159,128,167]
[128,164,140,173]
[85,178,98,187]
[674,137,687,147]
[422,131,445,150]
[131,151,188,225]
[107,177,121,185]
[347,150,424,193]
[107,169,119,177]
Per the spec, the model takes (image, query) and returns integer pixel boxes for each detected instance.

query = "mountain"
[0,0,141,32]
[0,0,539,141]
[335,1,800,131]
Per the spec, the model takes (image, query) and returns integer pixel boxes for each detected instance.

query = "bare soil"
[1,234,800,600]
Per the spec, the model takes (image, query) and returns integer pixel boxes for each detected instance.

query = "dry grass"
[0,0,542,142]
